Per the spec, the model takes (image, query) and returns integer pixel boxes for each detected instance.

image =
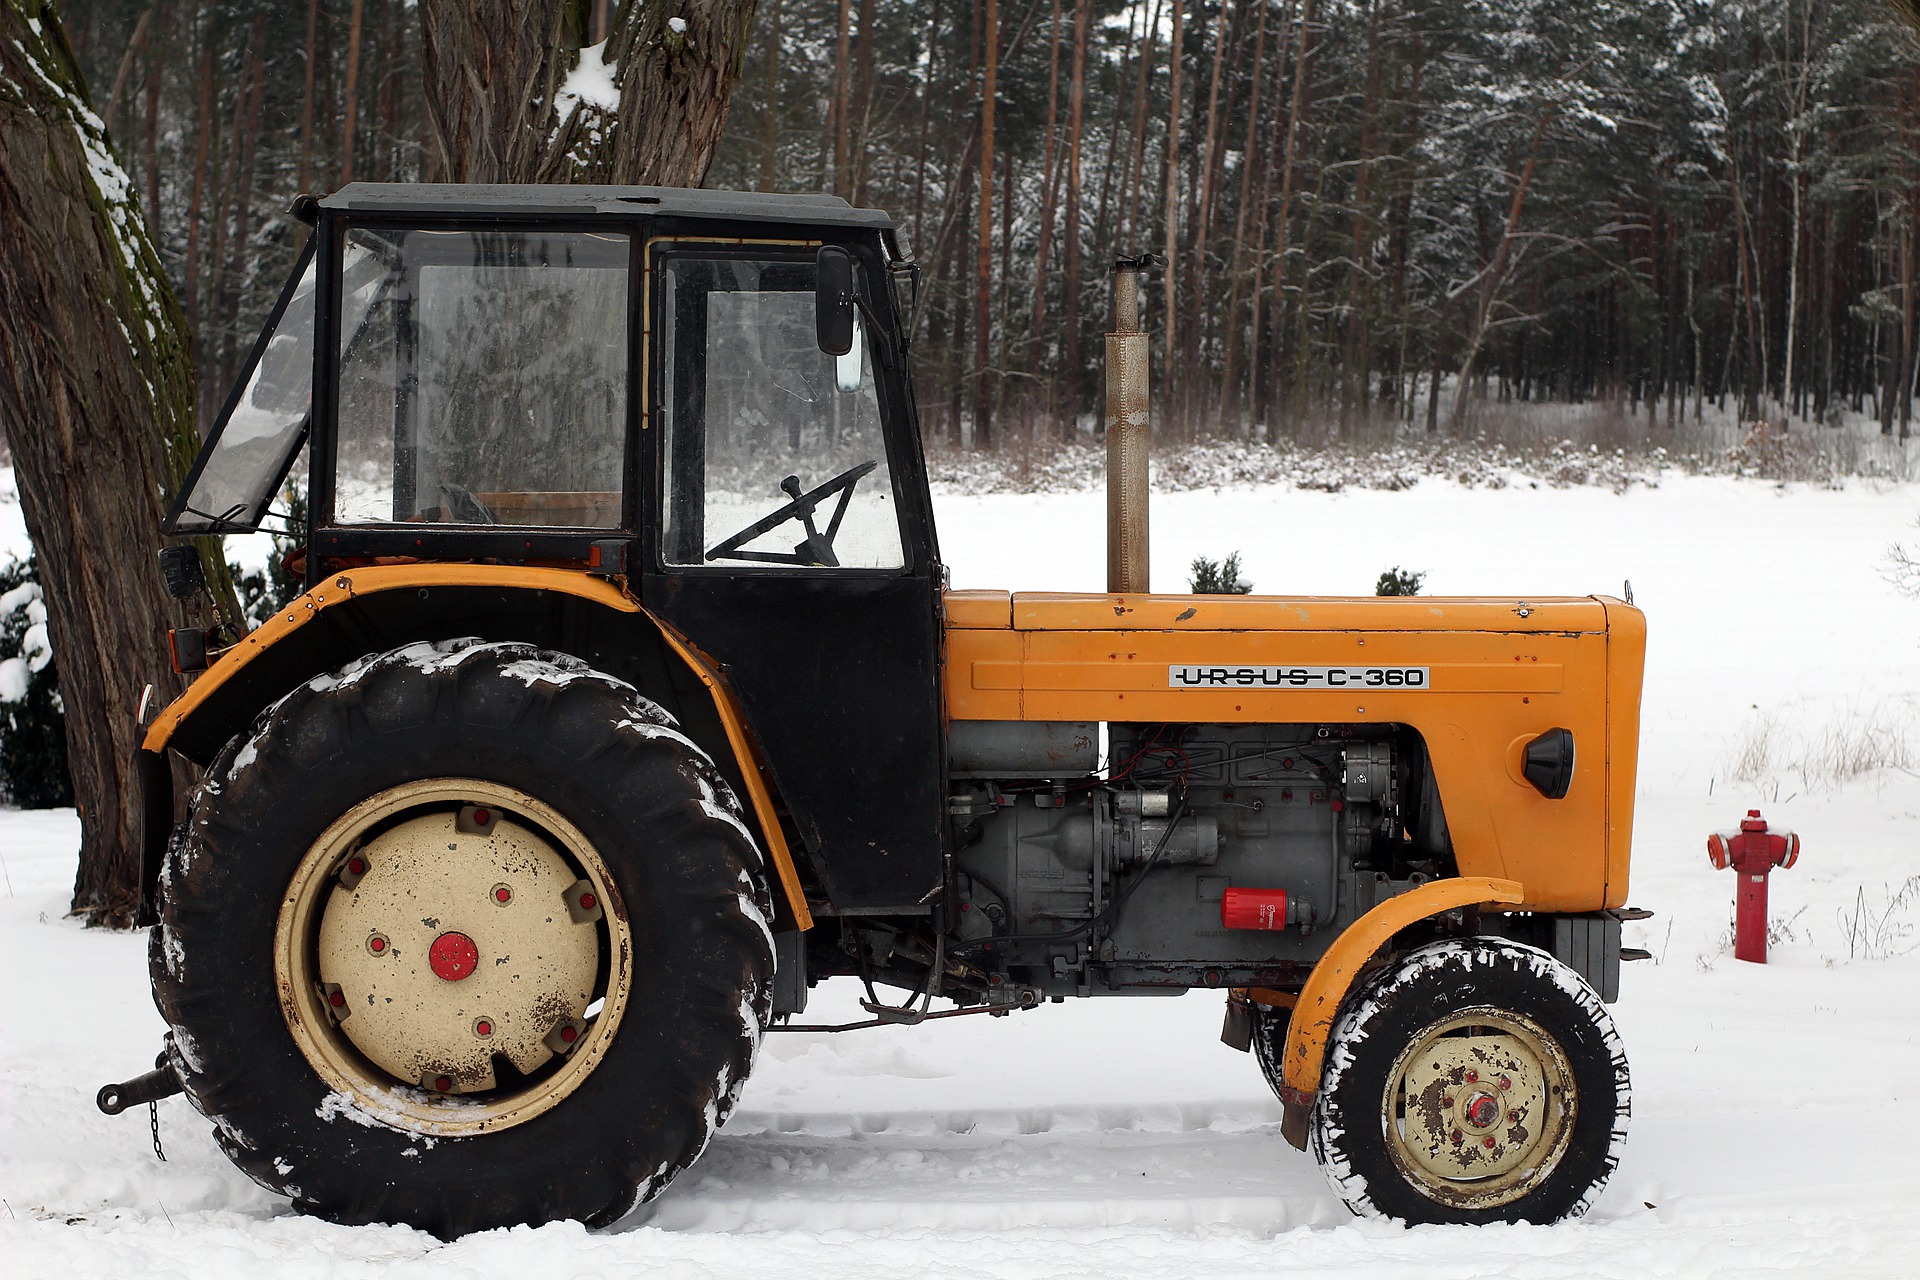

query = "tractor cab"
[165,185,950,913]
[168,184,934,571]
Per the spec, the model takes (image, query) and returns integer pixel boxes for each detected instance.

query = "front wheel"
[151,640,774,1236]
[1310,938,1629,1224]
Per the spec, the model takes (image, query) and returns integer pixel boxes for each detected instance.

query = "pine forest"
[52,0,1920,455]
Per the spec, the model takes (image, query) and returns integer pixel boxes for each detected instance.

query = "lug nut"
[1483,1136,1496,1149]
[1465,1069,1478,1083]
[366,933,389,956]
[1451,1129,1463,1143]
[328,990,346,1008]
[492,883,513,905]
[1498,1075,1511,1091]
[578,892,596,911]
[1508,1110,1519,1123]
[474,1018,493,1037]
[473,808,491,825]
[1443,1096,1455,1108]
[560,1024,578,1044]
[346,857,367,877]
[433,1075,453,1093]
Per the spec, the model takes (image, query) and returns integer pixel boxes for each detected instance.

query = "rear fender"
[141,565,811,930]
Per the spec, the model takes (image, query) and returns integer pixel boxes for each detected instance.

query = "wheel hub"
[1386,1010,1576,1206]
[313,805,602,1095]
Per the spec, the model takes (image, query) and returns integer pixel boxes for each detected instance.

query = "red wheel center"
[429,931,479,982]
[1463,1091,1502,1129]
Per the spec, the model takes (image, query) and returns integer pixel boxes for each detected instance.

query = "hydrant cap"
[1707,832,1731,870]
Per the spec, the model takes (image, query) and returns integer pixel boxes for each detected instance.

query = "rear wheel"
[1309,938,1629,1225]
[151,639,774,1236]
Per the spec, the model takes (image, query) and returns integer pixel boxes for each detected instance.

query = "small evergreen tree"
[229,486,309,627]
[1190,552,1253,594]
[1376,566,1426,596]
[0,552,74,808]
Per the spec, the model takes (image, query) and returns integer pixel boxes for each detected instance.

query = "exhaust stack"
[1106,255,1159,594]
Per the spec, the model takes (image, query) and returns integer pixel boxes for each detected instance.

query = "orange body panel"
[944,590,1646,913]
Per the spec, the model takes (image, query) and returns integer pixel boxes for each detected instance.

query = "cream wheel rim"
[1380,1006,1578,1209]
[275,779,632,1136]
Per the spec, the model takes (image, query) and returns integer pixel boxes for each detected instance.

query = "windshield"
[165,238,320,535]
[333,228,631,529]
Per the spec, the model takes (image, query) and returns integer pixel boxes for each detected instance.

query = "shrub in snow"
[229,487,308,628]
[1189,552,1252,594]
[1375,566,1425,596]
[0,553,73,809]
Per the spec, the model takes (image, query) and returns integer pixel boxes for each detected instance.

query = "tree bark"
[298,0,318,192]
[341,0,366,184]
[1058,0,1091,436]
[1159,0,1184,435]
[1219,0,1274,423]
[0,0,200,924]
[830,0,851,197]
[851,0,877,206]
[1264,0,1316,426]
[1024,0,1064,393]
[759,0,780,191]
[975,0,998,449]
[421,0,759,187]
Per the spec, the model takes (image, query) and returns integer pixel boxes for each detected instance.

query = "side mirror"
[815,246,856,357]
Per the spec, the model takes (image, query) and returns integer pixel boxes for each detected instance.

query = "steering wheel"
[439,483,498,525]
[706,461,879,567]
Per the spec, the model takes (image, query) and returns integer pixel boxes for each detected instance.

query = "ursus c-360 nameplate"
[1169,665,1431,689]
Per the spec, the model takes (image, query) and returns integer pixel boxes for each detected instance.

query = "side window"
[334,228,630,528]
[659,253,904,570]
[167,240,319,534]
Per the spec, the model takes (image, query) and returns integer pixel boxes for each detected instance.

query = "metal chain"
[149,1099,167,1162]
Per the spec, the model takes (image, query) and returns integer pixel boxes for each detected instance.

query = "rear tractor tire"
[1308,938,1629,1225]
[150,639,775,1237]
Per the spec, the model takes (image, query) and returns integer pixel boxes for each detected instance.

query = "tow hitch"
[96,1049,184,1116]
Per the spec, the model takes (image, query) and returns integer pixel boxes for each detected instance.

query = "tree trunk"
[1120,0,1162,250]
[830,0,851,197]
[1,0,200,924]
[1058,0,1091,437]
[184,31,212,347]
[975,0,998,449]
[1024,0,1064,394]
[298,0,318,192]
[341,0,366,184]
[1159,0,1184,435]
[760,0,780,191]
[1227,0,1283,427]
[1265,0,1316,428]
[851,0,877,206]
[421,0,759,187]
[1448,98,1553,432]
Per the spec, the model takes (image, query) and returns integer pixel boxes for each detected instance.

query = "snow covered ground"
[5,470,1920,1276]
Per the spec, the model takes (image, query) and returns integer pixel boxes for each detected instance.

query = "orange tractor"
[98,184,1647,1236]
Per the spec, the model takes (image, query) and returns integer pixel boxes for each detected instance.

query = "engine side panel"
[950,722,1452,997]
[942,591,1644,913]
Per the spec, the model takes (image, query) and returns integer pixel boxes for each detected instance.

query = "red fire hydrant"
[1706,809,1800,963]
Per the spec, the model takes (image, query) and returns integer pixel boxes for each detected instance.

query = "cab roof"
[320,183,900,232]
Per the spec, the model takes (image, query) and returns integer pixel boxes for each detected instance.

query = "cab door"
[638,242,946,914]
